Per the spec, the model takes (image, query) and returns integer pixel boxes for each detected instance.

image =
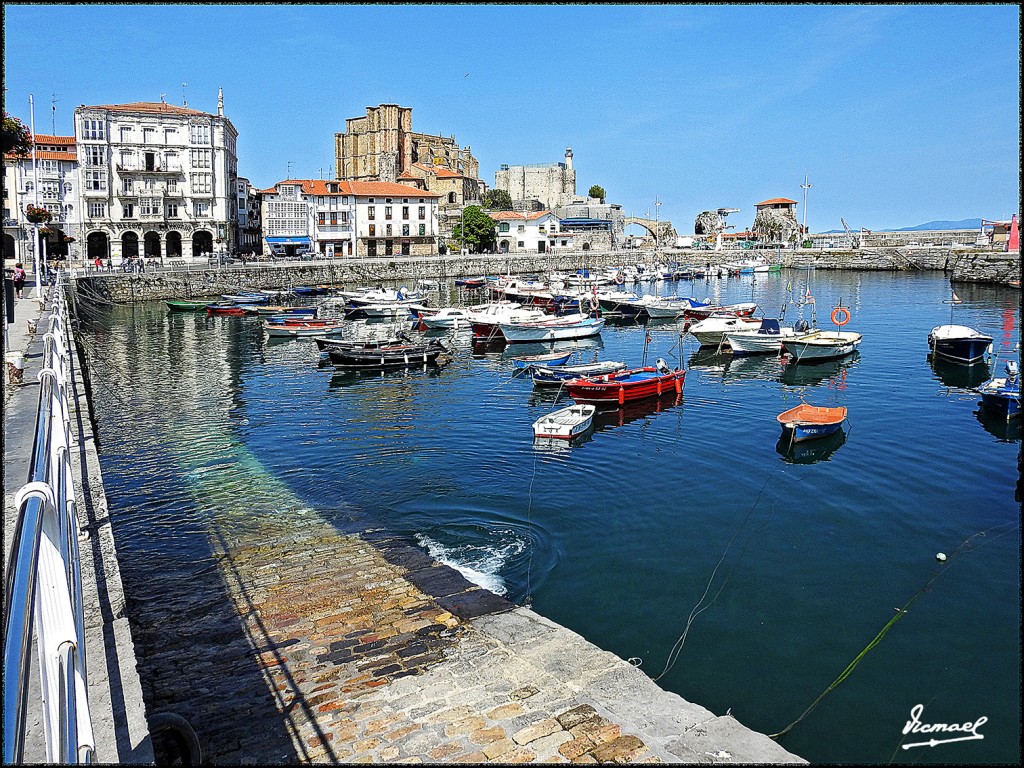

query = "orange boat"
[776,404,847,442]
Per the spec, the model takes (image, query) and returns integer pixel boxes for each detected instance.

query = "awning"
[265,236,311,245]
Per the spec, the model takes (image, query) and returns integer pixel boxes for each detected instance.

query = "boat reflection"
[974,407,1022,442]
[473,336,604,359]
[532,432,594,452]
[591,392,682,431]
[778,353,859,388]
[722,354,783,383]
[687,348,730,374]
[775,428,847,464]
[928,356,991,391]
[327,363,444,388]
[527,387,572,408]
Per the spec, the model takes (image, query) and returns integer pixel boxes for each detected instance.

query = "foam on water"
[415,532,527,596]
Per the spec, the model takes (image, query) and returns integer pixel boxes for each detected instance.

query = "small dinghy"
[532,404,597,440]
[776,403,848,443]
[511,350,573,370]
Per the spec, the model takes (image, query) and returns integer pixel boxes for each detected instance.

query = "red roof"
[489,211,553,221]
[84,102,213,117]
[755,198,798,207]
[412,162,463,179]
[4,150,76,161]
[264,179,440,198]
[33,134,75,145]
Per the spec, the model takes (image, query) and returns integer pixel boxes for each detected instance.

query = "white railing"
[3,275,95,764]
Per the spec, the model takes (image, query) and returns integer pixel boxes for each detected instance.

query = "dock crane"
[840,217,861,249]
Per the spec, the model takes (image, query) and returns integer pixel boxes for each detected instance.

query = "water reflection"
[929,356,991,391]
[775,427,848,464]
[778,353,860,388]
[591,392,682,431]
[974,406,1022,442]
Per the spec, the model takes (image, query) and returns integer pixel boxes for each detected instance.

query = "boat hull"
[326,343,444,369]
[566,367,685,404]
[782,331,862,362]
[532,404,597,440]
[532,361,627,386]
[978,378,1021,421]
[167,300,211,312]
[928,327,993,364]
[777,404,848,442]
[499,318,605,343]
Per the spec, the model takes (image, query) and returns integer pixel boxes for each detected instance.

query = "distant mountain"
[895,218,983,231]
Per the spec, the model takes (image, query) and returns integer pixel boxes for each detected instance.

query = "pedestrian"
[106,255,113,272]
[12,262,27,298]
[94,256,103,271]
[138,255,146,273]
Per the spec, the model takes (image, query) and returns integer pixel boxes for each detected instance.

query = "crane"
[840,217,860,249]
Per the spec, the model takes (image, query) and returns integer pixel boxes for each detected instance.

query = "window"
[418,206,426,219]
[499,223,510,232]
[517,225,525,233]
[140,198,159,216]
[318,212,326,226]
[88,202,106,218]
[190,148,211,168]
[122,203,135,218]
[143,127,156,144]
[340,211,348,223]
[401,241,410,255]
[385,224,392,236]
[143,177,156,190]
[166,203,179,218]
[122,178,134,193]
[193,201,210,217]
[191,173,212,193]
[402,224,409,236]
[40,160,59,174]
[165,151,179,171]
[82,118,105,140]
[44,203,61,216]
[85,170,107,191]
[368,224,376,236]
[41,181,59,200]
[448,192,457,204]
[167,178,178,192]
[119,149,134,168]
[367,205,375,220]
[385,206,392,220]
[189,123,211,145]
[119,126,133,142]
[418,224,426,236]
[402,206,409,219]
[330,213,337,225]
[85,146,105,166]
[164,128,176,144]
[517,241,524,247]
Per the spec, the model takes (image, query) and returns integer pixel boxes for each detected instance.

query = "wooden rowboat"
[532,404,596,440]
[167,300,212,312]
[776,403,847,442]
[565,360,685,404]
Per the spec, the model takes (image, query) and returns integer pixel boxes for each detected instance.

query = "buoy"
[936,553,947,562]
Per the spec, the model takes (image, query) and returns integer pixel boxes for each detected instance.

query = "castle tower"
[565,147,573,171]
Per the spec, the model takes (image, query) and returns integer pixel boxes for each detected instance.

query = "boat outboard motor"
[398,286,409,299]
[1006,360,1019,380]
[656,357,671,374]
[794,319,810,333]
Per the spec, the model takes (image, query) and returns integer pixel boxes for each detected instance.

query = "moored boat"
[782,330,863,362]
[418,307,475,329]
[776,403,848,443]
[166,300,212,312]
[687,315,764,347]
[927,324,993,364]
[565,359,684,404]
[265,321,345,338]
[221,292,268,304]
[499,314,605,343]
[326,339,448,369]
[977,361,1020,421]
[725,319,810,355]
[682,301,758,321]
[206,304,248,316]
[510,350,573,370]
[531,360,628,386]
[532,404,597,440]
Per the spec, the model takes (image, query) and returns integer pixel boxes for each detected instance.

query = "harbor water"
[79,269,1020,764]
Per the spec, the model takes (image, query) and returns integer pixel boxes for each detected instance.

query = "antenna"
[181,82,188,106]
[50,93,59,134]
[286,161,294,179]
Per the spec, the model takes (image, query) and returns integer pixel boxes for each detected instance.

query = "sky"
[3,3,1020,233]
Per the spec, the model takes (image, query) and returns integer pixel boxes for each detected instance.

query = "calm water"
[81,269,1020,763]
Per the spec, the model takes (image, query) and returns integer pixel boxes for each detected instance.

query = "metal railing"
[4,275,95,764]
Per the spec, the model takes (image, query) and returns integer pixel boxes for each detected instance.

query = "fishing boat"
[927,325,993,364]
[510,350,573,370]
[725,319,810,355]
[418,307,475,329]
[532,404,597,440]
[636,295,690,319]
[682,301,759,321]
[312,334,408,356]
[221,292,268,304]
[977,360,1020,421]
[499,314,605,343]
[253,305,317,316]
[782,330,863,362]
[687,315,764,347]
[776,403,848,443]
[265,321,345,338]
[565,359,685,404]
[206,304,248,317]
[595,289,647,317]
[454,276,488,288]
[532,360,628,386]
[326,339,448,369]
[467,302,550,340]
[166,300,212,312]
[346,303,422,319]
[265,316,337,326]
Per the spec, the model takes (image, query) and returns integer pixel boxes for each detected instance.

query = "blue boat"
[531,360,628,386]
[776,403,847,443]
[928,324,993,364]
[978,361,1020,421]
[511,351,573,370]
[221,292,268,304]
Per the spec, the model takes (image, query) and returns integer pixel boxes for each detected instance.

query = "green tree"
[451,206,498,253]
[483,189,513,211]
[2,113,33,157]
[588,184,606,203]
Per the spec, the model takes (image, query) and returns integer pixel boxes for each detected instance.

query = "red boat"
[207,304,248,316]
[565,360,685,405]
[682,301,758,321]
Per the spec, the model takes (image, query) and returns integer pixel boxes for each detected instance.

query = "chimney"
[565,147,573,170]
[217,86,224,117]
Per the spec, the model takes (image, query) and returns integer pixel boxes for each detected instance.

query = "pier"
[4,277,806,762]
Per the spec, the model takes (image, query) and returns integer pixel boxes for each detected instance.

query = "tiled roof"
[4,150,76,161]
[412,162,462,178]
[33,134,75,145]
[488,211,553,221]
[264,179,441,198]
[755,198,798,206]
[84,102,213,117]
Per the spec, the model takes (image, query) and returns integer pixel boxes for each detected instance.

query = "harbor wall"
[67,247,1019,305]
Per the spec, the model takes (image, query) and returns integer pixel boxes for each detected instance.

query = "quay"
[3,268,809,764]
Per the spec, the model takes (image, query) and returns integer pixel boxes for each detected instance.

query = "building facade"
[4,134,82,266]
[235,176,263,255]
[260,179,440,258]
[74,93,238,264]
[490,211,572,254]
[494,148,577,211]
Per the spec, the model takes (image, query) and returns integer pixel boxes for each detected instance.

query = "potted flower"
[25,204,52,224]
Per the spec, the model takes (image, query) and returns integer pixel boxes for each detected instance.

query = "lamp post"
[29,94,44,300]
[654,196,662,249]
[800,174,812,246]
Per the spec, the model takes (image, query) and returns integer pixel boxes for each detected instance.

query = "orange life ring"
[831,307,851,326]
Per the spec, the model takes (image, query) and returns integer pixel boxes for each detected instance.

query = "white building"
[235,176,262,255]
[490,210,571,253]
[260,179,440,258]
[74,91,238,264]
[3,134,82,267]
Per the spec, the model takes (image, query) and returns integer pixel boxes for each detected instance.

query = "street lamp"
[654,196,662,249]
[801,174,812,246]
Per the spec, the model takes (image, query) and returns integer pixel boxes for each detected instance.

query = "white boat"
[419,307,475,329]
[468,302,550,339]
[687,315,764,347]
[637,295,690,319]
[499,314,606,343]
[725,319,809,355]
[782,330,863,362]
[532,403,597,440]
[927,324,993,364]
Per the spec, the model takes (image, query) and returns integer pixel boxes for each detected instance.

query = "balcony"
[116,164,183,175]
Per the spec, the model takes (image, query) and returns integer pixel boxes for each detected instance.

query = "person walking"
[138,255,146,273]
[12,262,27,298]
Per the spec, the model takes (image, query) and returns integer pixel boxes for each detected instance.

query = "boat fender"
[831,307,851,326]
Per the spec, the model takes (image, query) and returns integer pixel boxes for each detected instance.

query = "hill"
[895,218,983,231]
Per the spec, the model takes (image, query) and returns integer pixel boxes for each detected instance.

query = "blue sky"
[3,3,1019,233]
